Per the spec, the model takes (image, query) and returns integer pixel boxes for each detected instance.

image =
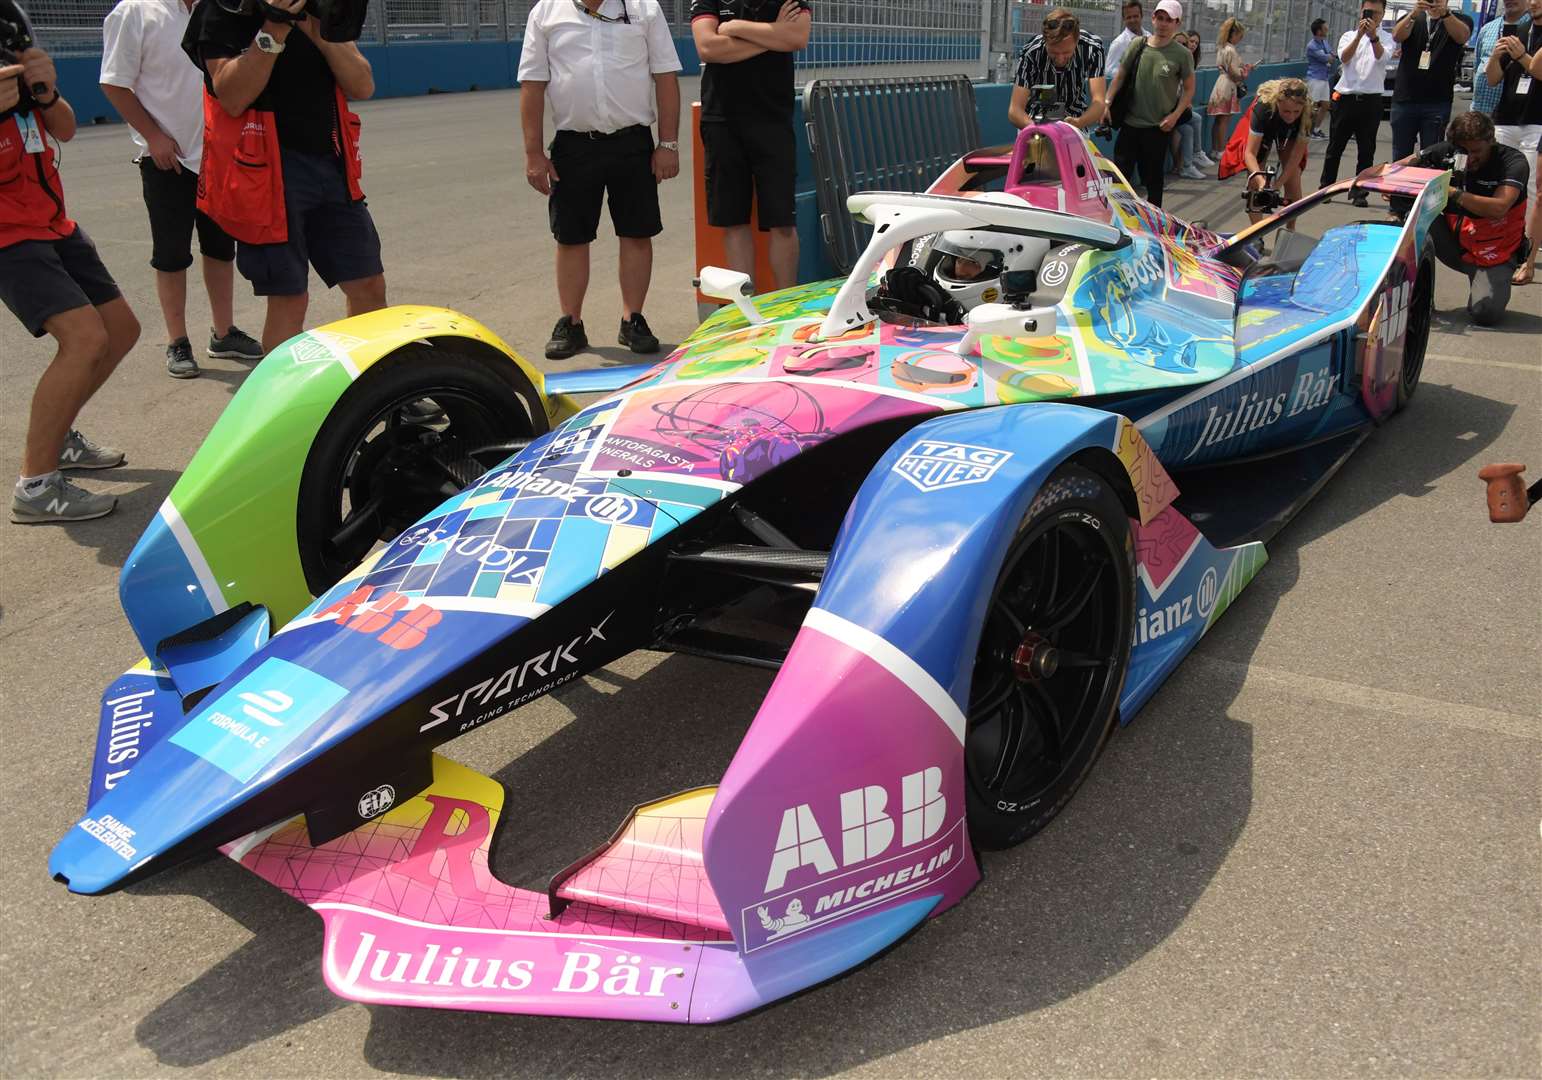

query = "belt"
[557,125,648,140]
[1337,91,1384,99]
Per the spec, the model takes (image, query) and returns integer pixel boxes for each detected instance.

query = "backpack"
[1107,37,1149,129]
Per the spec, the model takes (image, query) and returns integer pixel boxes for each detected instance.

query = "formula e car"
[50,121,1447,1022]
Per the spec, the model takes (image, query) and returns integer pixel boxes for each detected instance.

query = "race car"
[48,119,1448,1022]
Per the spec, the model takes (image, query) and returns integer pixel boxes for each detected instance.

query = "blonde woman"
[1209,18,1253,154]
[1243,78,1313,224]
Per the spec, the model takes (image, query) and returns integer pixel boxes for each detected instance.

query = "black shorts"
[139,157,235,272]
[0,226,122,338]
[548,126,662,245]
[702,118,797,231]
[236,149,384,297]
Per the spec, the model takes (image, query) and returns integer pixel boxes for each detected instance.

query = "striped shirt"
[1474,12,1532,116]
[1013,29,1108,117]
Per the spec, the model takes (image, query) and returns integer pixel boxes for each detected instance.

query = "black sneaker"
[545,316,588,360]
[1349,190,1370,208]
[618,312,660,354]
[208,326,264,361]
[166,339,200,379]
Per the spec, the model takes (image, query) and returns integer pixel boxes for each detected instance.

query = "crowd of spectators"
[2,0,1537,528]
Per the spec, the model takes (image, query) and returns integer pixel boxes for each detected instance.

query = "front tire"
[965,463,1136,850]
[295,347,540,595]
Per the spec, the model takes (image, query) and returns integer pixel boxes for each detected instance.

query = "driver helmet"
[923,230,1051,310]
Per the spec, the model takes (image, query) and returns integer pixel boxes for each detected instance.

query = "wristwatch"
[658,140,679,152]
[255,30,286,54]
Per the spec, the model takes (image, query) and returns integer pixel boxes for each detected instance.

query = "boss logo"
[358,785,396,819]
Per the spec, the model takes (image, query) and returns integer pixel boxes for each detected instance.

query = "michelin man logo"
[756,898,811,940]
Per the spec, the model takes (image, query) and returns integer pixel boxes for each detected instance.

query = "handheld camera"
[1027,83,1068,124]
[1243,167,1286,213]
[0,0,38,115]
[213,0,370,42]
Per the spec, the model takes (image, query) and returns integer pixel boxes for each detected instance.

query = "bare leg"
[155,268,188,343]
[24,298,138,476]
[555,243,590,321]
[204,255,236,336]
[340,273,387,317]
[262,293,309,354]
[768,226,799,291]
[722,225,756,285]
[1515,151,1541,286]
[618,236,652,317]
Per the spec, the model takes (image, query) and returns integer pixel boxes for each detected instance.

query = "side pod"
[117,307,559,664]
[694,404,1176,1019]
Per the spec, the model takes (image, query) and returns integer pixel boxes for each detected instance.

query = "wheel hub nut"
[1012,632,1058,681]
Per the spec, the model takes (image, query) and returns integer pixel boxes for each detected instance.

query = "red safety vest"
[197,85,364,246]
[1447,199,1526,267]
[0,110,77,249]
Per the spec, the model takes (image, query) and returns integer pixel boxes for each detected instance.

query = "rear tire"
[964,463,1136,850]
[295,347,540,595]
[1396,256,1434,411]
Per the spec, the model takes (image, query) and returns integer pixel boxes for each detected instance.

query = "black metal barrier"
[803,75,982,275]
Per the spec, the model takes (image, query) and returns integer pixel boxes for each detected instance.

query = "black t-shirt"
[1392,11,1474,103]
[691,0,809,122]
[1416,139,1529,206]
[1249,102,1303,155]
[183,1,339,157]
[1494,24,1542,126]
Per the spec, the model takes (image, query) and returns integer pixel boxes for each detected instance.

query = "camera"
[1361,8,1375,19]
[214,0,370,42]
[0,0,37,115]
[1242,167,1286,213]
[1027,83,1068,123]
[1427,148,1467,189]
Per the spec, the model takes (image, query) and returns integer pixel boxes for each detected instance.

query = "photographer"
[1319,0,1393,208]
[1,1,142,524]
[1240,78,1311,224]
[185,0,385,353]
[1382,111,1529,324]
[1009,9,1106,131]
[1389,0,1472,160]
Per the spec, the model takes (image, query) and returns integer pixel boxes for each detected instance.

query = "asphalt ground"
[2,82,1539,1078]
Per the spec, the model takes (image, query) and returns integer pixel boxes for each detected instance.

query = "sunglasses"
[1042,16,1078,30]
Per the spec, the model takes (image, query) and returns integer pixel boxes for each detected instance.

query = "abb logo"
[316,587,441,650]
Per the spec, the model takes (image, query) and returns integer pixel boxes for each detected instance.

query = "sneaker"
[11,472,116,524]
[1349,190,1370,208]
[545,315,588,360]
[208,326,264,361]
[619,313,661,354]
[1310,129,1328,140]
[1181,163,1207,180]
[167,338,199,379]
[58,429,125,471]
[1192,151,1215,168]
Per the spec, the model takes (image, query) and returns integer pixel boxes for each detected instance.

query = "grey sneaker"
[208,326,264,361]
[167,339,200,379]
[11,473,116,524]
[58,428,126,470]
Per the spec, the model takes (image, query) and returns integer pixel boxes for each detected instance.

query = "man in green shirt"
[1106,0,1196,207]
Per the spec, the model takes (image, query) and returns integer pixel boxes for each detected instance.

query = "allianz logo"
[1133,566,1218,646]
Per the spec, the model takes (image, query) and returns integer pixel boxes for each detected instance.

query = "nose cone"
[118,505,226,663]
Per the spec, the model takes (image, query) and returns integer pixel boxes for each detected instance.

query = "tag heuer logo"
[893,440,1013,493]
[357,784,396,819]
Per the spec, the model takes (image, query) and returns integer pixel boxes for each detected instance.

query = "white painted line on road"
[1425,352,1541,372]
[1184,655,1539,741]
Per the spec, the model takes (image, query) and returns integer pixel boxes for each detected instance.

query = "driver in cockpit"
[922,230,1053,311]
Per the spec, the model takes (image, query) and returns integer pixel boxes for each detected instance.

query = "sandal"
[1512,263,1534,286]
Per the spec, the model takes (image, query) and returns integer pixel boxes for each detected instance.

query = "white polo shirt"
[1333,26,1395,94]
[518,0,683,134]
[100,0,204,172]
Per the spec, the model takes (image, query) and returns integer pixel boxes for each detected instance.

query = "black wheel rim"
[966,514,1123,814]
[316,388,509,586]
[1401,264,1432,396]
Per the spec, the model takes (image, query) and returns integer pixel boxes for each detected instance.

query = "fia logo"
[357,784,396,819]
[239,690,294,728]
[1378,280,1411,346]
[583,493,640,525]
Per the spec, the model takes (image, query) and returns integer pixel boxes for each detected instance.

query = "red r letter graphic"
[390,795,491,903]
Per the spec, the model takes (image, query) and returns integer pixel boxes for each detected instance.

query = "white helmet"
[922,230,1052,310]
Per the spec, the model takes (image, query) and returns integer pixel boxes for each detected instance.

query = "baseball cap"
[1155,0,1183,19]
